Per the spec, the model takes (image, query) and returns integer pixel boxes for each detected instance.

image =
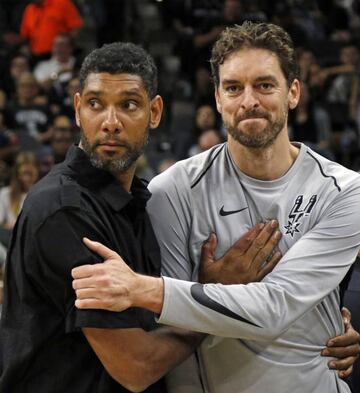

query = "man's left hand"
[322,307,360,379]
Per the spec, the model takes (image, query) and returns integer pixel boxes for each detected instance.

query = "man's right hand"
[72,238,164,314]
[199,220,282,284]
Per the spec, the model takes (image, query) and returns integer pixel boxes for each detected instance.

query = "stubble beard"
[80,129,149,175]
[225,106,288,149]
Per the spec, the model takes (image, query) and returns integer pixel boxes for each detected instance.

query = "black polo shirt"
[0,146,166,392]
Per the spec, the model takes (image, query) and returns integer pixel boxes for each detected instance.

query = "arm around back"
[83,326,204,392]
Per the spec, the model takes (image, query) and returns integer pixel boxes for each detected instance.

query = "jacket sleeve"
[153,178,360,340]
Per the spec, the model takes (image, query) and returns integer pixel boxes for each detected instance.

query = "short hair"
[210,22,299,87]
[79,42,158,98]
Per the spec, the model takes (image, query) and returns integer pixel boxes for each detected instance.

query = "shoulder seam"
[306,151,341,192]
[190,145,225,189]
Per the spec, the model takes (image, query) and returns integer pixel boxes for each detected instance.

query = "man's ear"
[288,79,300,110]
[74,92,81,127]
[149,95,163,129]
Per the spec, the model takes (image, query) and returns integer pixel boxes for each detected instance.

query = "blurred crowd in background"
[0,0,359,263]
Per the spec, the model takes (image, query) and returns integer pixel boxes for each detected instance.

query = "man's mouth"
[96,141,126,152]
[99,140,123,146]
[237,111,269,122]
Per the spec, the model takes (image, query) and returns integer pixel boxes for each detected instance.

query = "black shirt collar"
[64,145,151,211]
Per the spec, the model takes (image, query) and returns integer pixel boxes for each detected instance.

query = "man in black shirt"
[0,42,205,392]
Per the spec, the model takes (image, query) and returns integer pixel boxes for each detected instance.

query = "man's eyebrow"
[221,79,242,85]
[83,90,102,97]
[121,89,144,98]
[83,89,144,98]
[221,76,280,85]
[254,75,279,84]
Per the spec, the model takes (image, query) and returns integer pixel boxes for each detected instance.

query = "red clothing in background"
[20,0,83,56]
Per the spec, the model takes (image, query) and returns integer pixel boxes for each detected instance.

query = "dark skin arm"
[83,326,204,392]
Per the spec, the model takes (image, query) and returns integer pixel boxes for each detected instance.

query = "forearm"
[147,327,205,385]
[83,326,204,392]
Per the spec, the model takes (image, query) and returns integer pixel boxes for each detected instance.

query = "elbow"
[257,329,283,341]
[112,375,151,392]
[120,383,148,393]
[109,361,161,392]
[257,320,292,341]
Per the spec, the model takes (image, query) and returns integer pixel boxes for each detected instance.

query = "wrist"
[132,275,164,314]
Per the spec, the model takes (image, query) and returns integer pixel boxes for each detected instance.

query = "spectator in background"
[0,151,39,249]
[194,104,218,134]
[324,44,360,166]
[0,111,19,167]
[173,103,219,160]
[194,66,215,107]
[288,82,333,159]
[1,54,30,100]
[60,76,80,120]
[298,49,318,85]
[350,64,360,133]
[5,72,52,150]
[37,145,55,178]
[49,115,74,163]
[272,4,310,48]
[192,0,243,73]
[34,34,77,91]
[20,0,83,60]
[188,128,223,157]
[0,92,6,112]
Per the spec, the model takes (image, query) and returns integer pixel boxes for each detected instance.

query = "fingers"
[75,287,99,299]
[72,276,98,290]
[327,357,354,379]
[201,233,218,263]
[72,239,126,280]
[75,298,110,310]
[246,220,280,261]
[199,233,218,283]
[323,343,360,359]
[83,238,120,260]
[73,272,132,312]
[230,223,265,252]
[323,324,360,379]
[337,365,353,380]
[341,307,351,325]
[256,250,282,280]
[72,264,97,280]
[252,230,282,272]
[327,326,360,348]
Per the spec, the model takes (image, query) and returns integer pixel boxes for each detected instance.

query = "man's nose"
[102,107,121,133]
[240,87,260,110]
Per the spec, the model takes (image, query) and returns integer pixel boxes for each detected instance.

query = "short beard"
[225,107,287,149]
[80,130,149,175]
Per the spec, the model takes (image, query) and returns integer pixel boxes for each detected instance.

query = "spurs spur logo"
[284,195,317,237]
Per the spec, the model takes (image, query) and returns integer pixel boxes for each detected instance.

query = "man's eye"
[123,101,138,111]
[89,99,101,109]
[259,83,274,91]
[226,85,240,93]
